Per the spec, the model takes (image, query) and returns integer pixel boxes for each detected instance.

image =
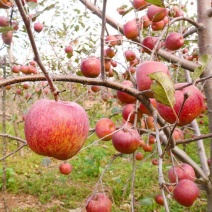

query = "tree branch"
[79,0,199,72]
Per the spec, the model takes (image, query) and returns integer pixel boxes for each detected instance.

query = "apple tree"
[1,0,212,211]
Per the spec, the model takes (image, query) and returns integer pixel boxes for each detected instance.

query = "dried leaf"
[149,72,175,108]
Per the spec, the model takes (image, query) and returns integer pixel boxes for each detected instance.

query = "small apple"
[12,65,20,74]
[125,50,136,61]
[116,80,136,104]
[173,179,199,207]
[123,19,139,40]
[91,85,100,93]
[142,36,159,54]
[132,0,148,10]
[80,57,101,78]
[0,16,9,27]
[20,65,29,74]
[86,193,112,212]
[142,144,152,152]
[140,15,151,28]
[112,128,140,154]
[34,22,43,32]
[65,45,73,55]
[135,152,144,160]
[2,31,13,45]
[95,118,116,141]
[122,104,143,123]
[155,194,164,205]
[59,163,72,175]
[151,158,158,165]
[165,32,184,51]
[105,35,118,46]
[168,163,196,183]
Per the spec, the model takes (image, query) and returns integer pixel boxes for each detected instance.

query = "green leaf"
[192,54,212,81]
[145,0,165,7]
[148,72,175,108]
[139,197,154,206]
[0,26,14,33]
[8,177,15,183]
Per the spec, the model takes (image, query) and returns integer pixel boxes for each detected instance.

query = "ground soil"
[0,192,83,212]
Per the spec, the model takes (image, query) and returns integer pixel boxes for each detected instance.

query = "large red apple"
[168,163,196,183]
[173,179,200,207]
[136,61,169,98]
[59,162,72,175]
[116,80,136,104]
[24,99,89,160]
[157,83,204,126]
[95,118,116,141]
[112,128,140,154]
[80,57,101,78]
[86,193,112,212]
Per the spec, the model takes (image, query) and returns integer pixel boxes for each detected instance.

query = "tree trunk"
[197,0,212,211]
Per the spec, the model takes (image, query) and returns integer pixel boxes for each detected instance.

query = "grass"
[0,130,208,212]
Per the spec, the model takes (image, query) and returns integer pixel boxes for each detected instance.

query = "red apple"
[116,80,136,104]
[173,179,199,207]
[165,32,184,51]
[80,57,101,78]
[140,15,151,28]
[147,5,167,22]
[173,128,184,142]
[105,47,116,59]
[142,144,152,152]
[24,99,89,160]
[142,36,159,54]
[20,65,29,74]
[136,61,169,98]
[151,19,165,31]
[125,50,136,61]
[0,16,9,27]
[112,128,140,154]
[22,82,30,89]
[95,118,116,141]
[152,158,158,165]
[86,193,112,212]
[16,88,22,95]
[135,152,144,160]
[157,83,205,126]
[122,103,143,123]
[168,163,196,183]
[12,65,20,74]
[34,22,43,32]
[91,85,100,93]
[105,35,118,46]
[65,45,73,54]
[155,194,164,205]
[123,19,139,40]
[0,0,13,8]
[132,0,148,10]
[2,31,13,45]
[139,98,157,115]
[59,163,72,175]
